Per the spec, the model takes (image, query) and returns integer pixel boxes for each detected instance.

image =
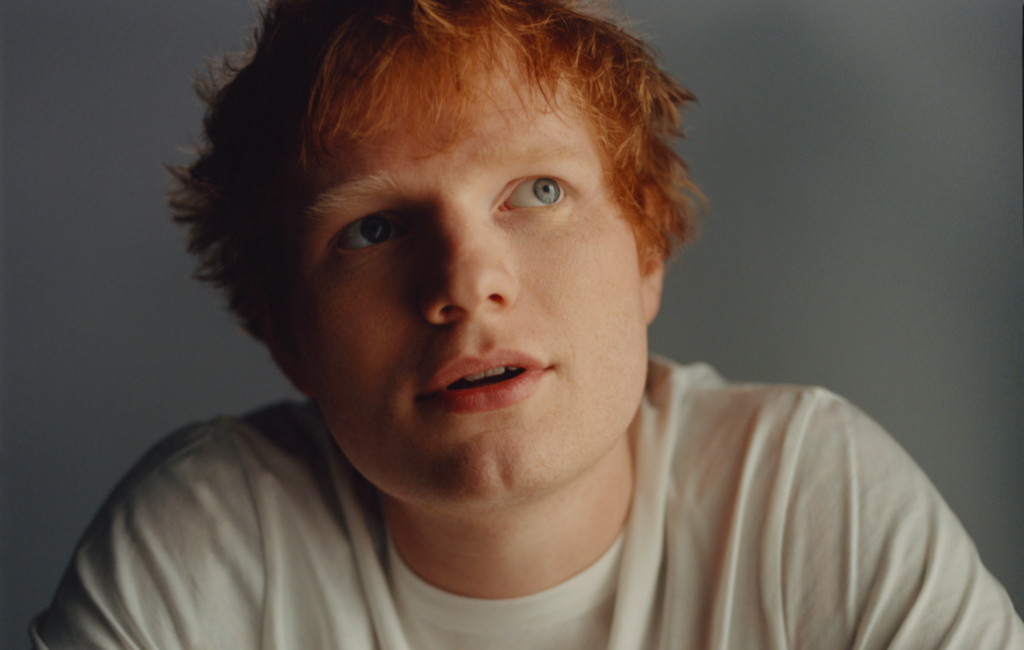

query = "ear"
[640,252,664,326]
[637,184,667,325]
[263,316,316,398]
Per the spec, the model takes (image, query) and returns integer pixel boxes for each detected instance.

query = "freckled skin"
[271,75,663,596]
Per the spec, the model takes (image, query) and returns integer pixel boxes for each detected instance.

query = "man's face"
[275,77,663,514]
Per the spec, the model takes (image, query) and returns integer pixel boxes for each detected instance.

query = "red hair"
[170,0,702,340]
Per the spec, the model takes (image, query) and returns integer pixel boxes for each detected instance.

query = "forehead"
[305,73,603,200]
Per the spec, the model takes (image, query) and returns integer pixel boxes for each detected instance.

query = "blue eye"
[507,177,563,207]
[338,214,404,249]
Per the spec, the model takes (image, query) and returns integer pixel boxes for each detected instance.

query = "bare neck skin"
[383,427,635,599]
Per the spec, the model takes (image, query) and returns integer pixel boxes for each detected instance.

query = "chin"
[409,415,625,516]
[415,436,555,508]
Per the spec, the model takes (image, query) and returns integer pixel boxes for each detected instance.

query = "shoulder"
[33,401,339,649]
[648,355,956,560]
[647,355,899,479]
[76,400,328,549]
[645,356,1024,647]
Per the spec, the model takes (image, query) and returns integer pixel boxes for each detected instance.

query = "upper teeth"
[464,366,517,382]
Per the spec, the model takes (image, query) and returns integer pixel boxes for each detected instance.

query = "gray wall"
[1,0,1020,646]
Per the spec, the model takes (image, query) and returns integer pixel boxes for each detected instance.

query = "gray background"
[1,0,1020,646]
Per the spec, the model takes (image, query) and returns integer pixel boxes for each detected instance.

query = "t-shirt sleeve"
[30,423,266,650]
[772,390,1024,649]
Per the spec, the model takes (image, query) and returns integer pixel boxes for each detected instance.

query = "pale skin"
[270,72,664,598]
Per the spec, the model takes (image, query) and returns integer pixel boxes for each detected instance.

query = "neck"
[383,430,634,599]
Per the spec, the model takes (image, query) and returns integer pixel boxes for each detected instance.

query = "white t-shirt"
[388,530,623,649]
[31,358,1024,649]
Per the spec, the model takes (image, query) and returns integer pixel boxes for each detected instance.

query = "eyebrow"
[303,140,588,222]
[304,171,401,222]
[475,140,582,169]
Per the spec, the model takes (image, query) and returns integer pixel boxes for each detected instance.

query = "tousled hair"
[170,0,702,341]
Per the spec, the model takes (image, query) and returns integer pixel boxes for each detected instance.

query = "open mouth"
[446,366,526,390]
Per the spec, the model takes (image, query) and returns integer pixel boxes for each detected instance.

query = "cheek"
[566,219,650,334]
[292,289,416,490]
[292,274,406,406]
[526,213,651,396]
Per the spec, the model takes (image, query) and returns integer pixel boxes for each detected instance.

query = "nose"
[418,212,519,325]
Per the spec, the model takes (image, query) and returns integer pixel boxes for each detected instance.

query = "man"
[31,0,1023,648]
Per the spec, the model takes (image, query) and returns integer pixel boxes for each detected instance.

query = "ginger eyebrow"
[302,140,589,224]
[304,171,401,222]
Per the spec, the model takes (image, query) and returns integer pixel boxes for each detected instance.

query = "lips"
[447,366,526,390]
[418,351,549,413]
